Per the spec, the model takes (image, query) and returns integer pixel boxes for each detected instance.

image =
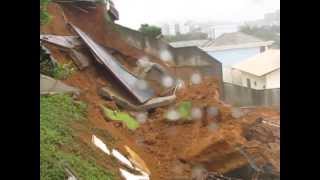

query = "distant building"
[202,32,274,66]
[174,23,181,35]
[161,22,185,35]
[202,24,239,39]
[170,32,274,67]
[246,9,280,27]
[161,23,170,35]
[223,49,280,90]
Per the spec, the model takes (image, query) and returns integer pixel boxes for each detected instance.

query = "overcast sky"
[115,0,280,29]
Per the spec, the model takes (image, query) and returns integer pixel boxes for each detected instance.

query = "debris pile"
[41,1,280,179]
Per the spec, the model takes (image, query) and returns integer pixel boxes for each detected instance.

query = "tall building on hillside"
[174,23,181,35]
[202,24,239,39]
[161,22,191,35]
[161,23,170,35]
[246,9,280,27]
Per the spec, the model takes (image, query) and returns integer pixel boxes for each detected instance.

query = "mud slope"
[41,3,280,180]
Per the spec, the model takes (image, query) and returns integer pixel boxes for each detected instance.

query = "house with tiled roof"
[170,32,274,67]
[224,49,280,90]
[203,32,274,66]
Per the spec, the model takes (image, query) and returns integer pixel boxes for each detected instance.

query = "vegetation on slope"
[239,25,280,49]
[40,46,76,80]
[40,0,51,25]
[100,105,139,130]
[40,94,115,180]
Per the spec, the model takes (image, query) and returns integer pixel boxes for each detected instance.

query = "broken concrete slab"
[124,145,151,175]
[135,59,177,96]
[99,86,176,111]
[40,35,83,49]
[40,74,80,96]
[70,24,154,103]
[92,134,111,155]
[66,168,78,180]
[119,168,149,180]
[69,49,91,70]
[41,35,91,70]
[112,149,135,169]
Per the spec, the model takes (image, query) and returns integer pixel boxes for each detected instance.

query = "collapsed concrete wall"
[223,82,280,108]
[113,23,224,95]
[114,23,176,62]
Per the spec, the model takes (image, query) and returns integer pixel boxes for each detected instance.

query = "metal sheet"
[99,86,175,111]
[70,24,154,103]
[40,35,83,49]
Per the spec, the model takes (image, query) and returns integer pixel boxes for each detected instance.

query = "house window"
[263,85,266,89]
[246,78,251,88]
[254,81,257,86]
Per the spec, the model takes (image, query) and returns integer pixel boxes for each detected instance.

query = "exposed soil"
[41,3,280,180]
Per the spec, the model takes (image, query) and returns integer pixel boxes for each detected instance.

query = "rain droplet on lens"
[166,109,181,121]
[136,112,148,124]
[191,107,203,120]
[190,73,202,85]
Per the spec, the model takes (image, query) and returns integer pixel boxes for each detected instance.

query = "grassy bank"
[40,94,114,180]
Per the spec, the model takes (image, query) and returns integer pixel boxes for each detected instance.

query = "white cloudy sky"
[114,0,280,29]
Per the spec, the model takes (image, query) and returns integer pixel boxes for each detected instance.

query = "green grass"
[100,105,139,130]
[40,94,114,180]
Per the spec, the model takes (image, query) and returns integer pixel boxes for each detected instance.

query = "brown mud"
[41,3,280,180]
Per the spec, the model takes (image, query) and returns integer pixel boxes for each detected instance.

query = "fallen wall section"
[40,74,80,96]
[113,23,223,95]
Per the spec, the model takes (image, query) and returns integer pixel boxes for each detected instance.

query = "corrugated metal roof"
[169,39,211,48]
[212,32,264,46]
[169,32,273,51]
[203,32,274,51]
[71,24,155,103]
[232,49,280,76]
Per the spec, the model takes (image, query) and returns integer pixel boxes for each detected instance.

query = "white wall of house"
[222,67,233,83]
[223,67,280,90]
[223,67,267,90]
[223,67,242,86]
[240,71,266,90]
[265,69,280,89]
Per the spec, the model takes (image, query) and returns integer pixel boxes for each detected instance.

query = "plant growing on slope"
[100,105,140,130]
[40,0,51,25]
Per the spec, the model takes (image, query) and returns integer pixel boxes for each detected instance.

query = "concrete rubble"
[40,1,280,179]
[40,35,91,70]
[40,74,80,96]
[99,86,176,111]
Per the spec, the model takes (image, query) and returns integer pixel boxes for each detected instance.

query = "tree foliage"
[239,24,280,49]
[139,24,162,38]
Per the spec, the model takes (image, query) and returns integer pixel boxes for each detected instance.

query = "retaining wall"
[223,82,280,108]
